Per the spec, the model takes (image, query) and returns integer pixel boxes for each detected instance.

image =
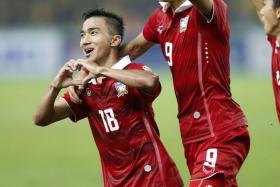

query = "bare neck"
[96,50,120,68]
[169,0,185,13]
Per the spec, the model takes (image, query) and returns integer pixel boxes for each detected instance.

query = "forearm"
[100,67,159,91]
[119,33,154,60]
[33,85,61,126]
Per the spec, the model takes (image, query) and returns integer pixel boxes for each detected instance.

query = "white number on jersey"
[203,148,218,168]
[165,42,173,66]
[99,108,119,133]
[276,71,280,86]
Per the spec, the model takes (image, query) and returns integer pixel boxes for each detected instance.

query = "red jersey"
[143,0,247,144]
[268,36,280,123]
[63,56,183,187]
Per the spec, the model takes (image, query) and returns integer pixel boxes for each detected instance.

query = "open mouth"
[84,48,94,57]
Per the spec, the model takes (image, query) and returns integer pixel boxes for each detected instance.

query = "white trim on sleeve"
[61,97,77,122]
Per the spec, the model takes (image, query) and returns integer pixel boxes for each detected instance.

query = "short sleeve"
[126,63,161,102]
[63,92,88,122]
[143,9,160,43]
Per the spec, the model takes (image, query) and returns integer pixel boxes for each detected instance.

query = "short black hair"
[82,9,124,40]
[273,0,280,9]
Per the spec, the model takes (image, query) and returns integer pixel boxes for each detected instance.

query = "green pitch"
[0,72,279,187]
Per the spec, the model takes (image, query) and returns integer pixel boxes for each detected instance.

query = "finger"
[70,79,84,86]
[77,60,91,70]
[78,85,85,91]
[82,74,95,85]
[68,86,82,104]
[64,66,74,74]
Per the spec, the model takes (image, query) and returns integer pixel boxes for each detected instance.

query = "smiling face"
[260,0,280,35]
[80,17,115,63]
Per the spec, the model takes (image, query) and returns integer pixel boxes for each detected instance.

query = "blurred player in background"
[252,0,280,123]
[33,9,183,187]
[119,0,250,186]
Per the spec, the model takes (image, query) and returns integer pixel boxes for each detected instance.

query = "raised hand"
[76,59,103,85]
[51,59,83,89]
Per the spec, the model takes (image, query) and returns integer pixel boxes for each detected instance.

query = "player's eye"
[91,31,97,36]
[80,33,85,38]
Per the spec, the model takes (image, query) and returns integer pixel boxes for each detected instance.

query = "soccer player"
[68,1,250,186]
[252,0,280,123]
[33,9,183,187]
[120,0,250,187]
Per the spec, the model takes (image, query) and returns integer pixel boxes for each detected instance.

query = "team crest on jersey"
[114,82,128,97]
[180,16,189,33]
[86,87,92,96]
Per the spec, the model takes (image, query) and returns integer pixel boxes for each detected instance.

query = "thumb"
[82,74,95,85]
[69,79,84,86]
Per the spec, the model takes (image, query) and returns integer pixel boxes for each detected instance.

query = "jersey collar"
[159,0,192,13]
[111,55,131,70]
[88,56,131,85]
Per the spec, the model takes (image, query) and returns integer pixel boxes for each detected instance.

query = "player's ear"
[110,35,122,47]
[276,8,280,19]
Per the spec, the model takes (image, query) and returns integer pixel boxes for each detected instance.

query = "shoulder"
[126,62,147,70]
[149,7,166,20]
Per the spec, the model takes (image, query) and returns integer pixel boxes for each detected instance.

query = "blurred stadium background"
[0,0,279,186]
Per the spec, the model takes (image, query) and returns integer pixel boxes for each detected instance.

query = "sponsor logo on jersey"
[180,16,189,33]
[157,25,164,34]
[114,82,128,97]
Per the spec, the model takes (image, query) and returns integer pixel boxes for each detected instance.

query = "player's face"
[80,17,113,63]
[260,0,280,34]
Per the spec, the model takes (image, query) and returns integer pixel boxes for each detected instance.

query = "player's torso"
[153,7,246,143]
[80,79,182,187]
[155,8,231,106]
[82,79,149,149]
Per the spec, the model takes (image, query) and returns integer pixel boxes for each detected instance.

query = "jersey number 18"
[99,108,119,133]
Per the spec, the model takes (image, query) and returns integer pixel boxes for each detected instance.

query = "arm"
[33,60,82,126]
[189,0,214,17]
[120,33,155,60]
[33,87,72,126]
[78,61,159,92]
[99,68,159,92]
[67,69,88,104]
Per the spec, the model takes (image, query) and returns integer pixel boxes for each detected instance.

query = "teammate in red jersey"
[119,0,250,186]
[33,9,183,187]
[252,0,280,123]
[68,1,250,186]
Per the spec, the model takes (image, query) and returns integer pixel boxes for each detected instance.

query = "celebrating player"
[33,9,183,187]
[68,1,250,186]
[252,0,280,123]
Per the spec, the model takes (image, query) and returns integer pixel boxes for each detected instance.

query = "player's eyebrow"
[80,27,100,34]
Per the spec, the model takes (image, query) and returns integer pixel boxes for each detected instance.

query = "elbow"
[33,114,49,127]
[145,74,159,89]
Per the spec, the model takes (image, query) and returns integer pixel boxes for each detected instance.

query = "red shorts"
[184,126,250,187]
